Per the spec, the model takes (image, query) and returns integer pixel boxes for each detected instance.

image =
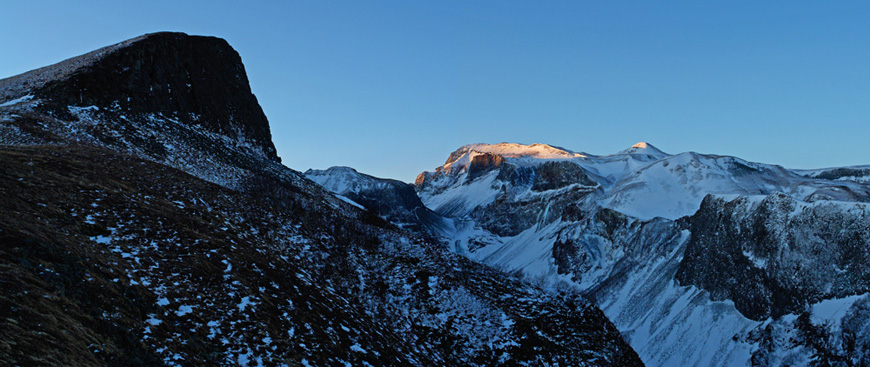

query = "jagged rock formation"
[0,33,642,366]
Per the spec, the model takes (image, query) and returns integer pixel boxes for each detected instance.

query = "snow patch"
[0,95,33,107]
[175,305,194,316]
[349,343,368,354]
[336,195,365,210]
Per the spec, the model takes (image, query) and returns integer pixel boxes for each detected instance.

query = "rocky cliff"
[676,194,870,320]
[0,32,277,161]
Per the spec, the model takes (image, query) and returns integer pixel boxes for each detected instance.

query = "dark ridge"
[0,32,278,161]
[814,167,870,181]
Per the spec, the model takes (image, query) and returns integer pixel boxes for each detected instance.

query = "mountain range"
[310,141,870,366]
[2,32,869,367]
[0,32,641,366]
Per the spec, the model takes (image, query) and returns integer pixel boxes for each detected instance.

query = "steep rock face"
[473,186,596,237]
[676,194,870,320]
[532,160,596,191]
[0,33,292,191]
[466,152,504,181]
[0,32,277,161]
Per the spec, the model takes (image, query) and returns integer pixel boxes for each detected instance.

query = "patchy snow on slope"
[238,296,255,312]
[175,305,194,317]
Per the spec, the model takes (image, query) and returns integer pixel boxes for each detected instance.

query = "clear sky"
[2,2,869,182]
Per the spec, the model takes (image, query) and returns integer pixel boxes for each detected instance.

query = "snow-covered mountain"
[304,166,445,234]
[403,142,870,367]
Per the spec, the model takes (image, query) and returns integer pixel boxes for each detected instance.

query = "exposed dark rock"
[496,164,535,187]
[0,32,278,161]
[676,194,870,321]
[473,186,596,237]
[562,202,586,222]
[466,153,504,181]
[595,209,629,239]
[553,238,585,278]
[813,167,870,181]
[414,171,432,187]
[532,161,596,191]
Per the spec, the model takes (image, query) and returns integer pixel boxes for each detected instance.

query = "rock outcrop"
[0,32,277,161]
[676,194,870,320]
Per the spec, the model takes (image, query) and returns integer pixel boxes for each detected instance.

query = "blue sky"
[2,2,869,182]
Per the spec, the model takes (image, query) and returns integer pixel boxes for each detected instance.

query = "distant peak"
[617,141,669,158]
[324,166,359,173]
[305,166,359,175]
[632,142,651,149]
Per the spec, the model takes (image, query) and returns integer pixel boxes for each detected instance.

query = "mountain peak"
[631,141,651,149]
[0,32,278,161]
[617,141,669,158]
